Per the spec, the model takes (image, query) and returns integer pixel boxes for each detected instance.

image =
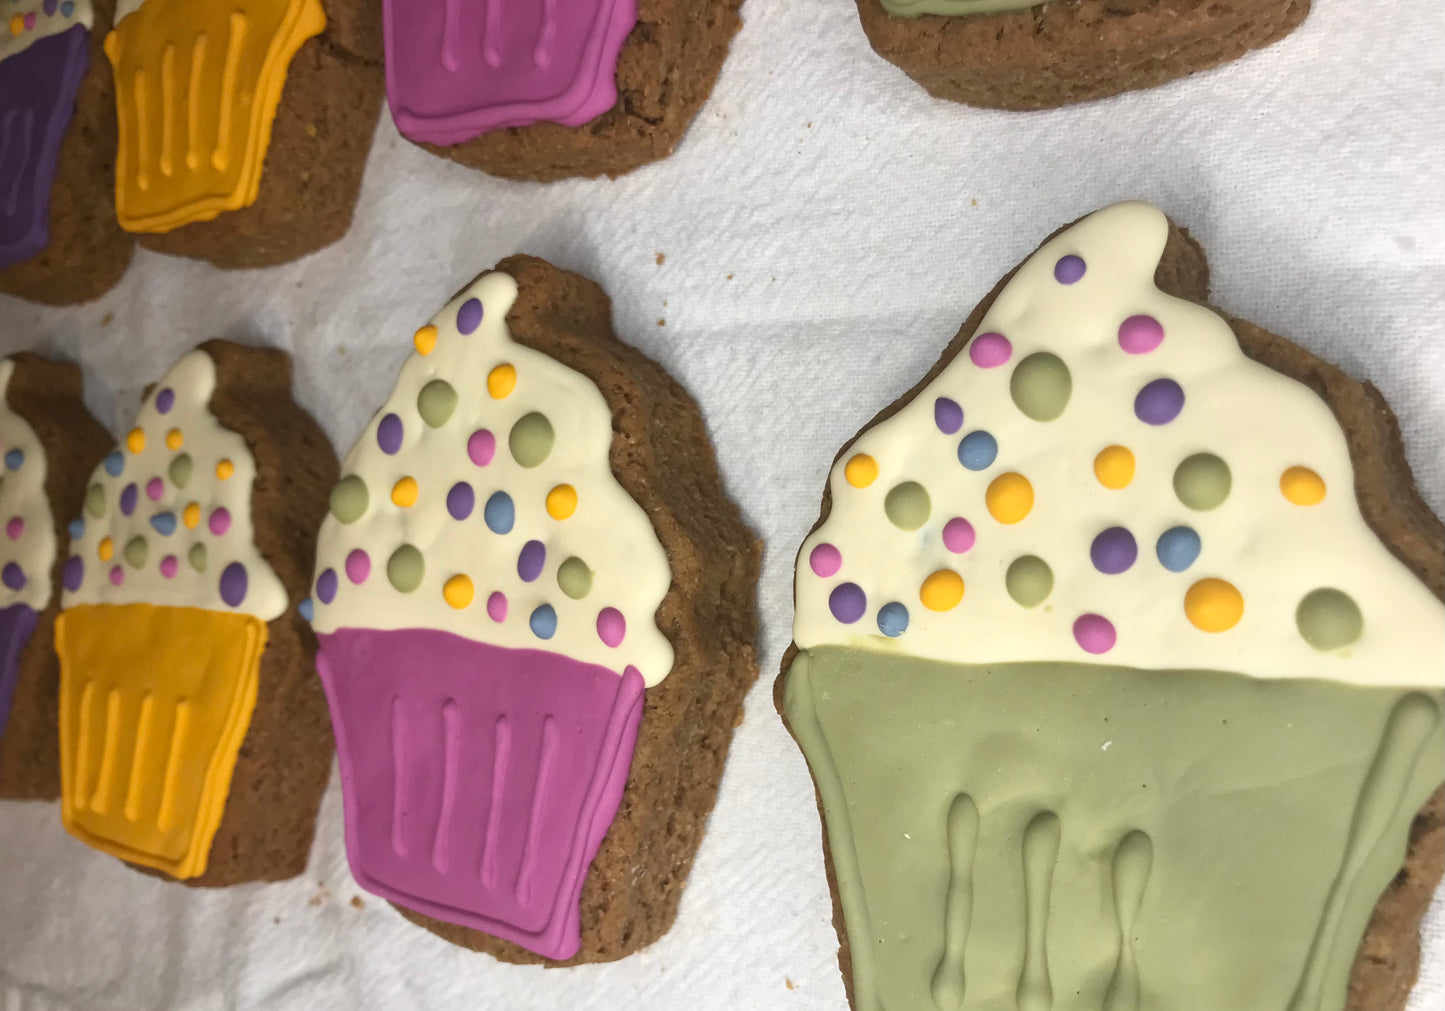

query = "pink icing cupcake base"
[315,628,645,959]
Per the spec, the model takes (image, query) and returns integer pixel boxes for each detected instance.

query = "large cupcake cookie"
[311,257,760,961]
[779,201,1444,1011]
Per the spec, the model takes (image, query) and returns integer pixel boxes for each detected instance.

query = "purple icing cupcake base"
[0,603,40,763]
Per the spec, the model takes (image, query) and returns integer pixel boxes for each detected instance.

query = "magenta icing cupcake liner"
[316,627,645,959]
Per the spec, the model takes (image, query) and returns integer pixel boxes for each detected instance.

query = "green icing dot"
[1006,555,1053,607]
[388,544,425,592]
[418,379,458,428]
[1173,453,1232,511]
[1296,589,1363,651]
[884,481,931,531]
[557,556,594,599]
[85,483,107,518]
[124,536,149,568]
[330,475,369,524]
[169,453,193,489]
[1009,352,1072,422]
[510,412,555,468]
[189,543,208,572]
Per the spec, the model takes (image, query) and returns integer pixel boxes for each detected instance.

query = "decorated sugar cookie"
[311,256,760,962]
[780,202,1445,1011]
[57,342,337,884]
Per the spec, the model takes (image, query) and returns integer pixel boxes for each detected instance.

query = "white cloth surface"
[1,0,1443,1003]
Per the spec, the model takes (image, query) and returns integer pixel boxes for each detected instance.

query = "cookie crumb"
[100,312,114,326]
[786,978,795,991]
[726,273,734,280]
[657,319,666,327]
[655,253,665,266]
[350,896,366,910]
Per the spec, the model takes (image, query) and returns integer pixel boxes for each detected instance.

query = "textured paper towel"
[0,0,1442,1005]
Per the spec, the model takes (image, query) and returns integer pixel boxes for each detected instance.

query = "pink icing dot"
[146,477,165,501]
[345,549,371,584]
[5,517,22,540]
[487,591,508,622]
[942,517,976,554]
[1118,314,1164,354]
[468,429,496,467]
[160,555,179,578]
[208,507,231,536]
[968,332,1012,368]
[809,543,841,577]
[108,565,124,586]
[597,607,626,648]
[1073,613,1117,655]
[24,12,35,28]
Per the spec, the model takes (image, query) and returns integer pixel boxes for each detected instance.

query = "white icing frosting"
[0,359,56,612]
[310,270,676,687]
[794,201,1445,688]
[61,349,286,621]
[0,0,92,63]
[111,0,141,27]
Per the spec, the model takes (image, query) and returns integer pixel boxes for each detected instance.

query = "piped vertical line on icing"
[481,0,502,69]
[1103,830,1153,1011]
[439,0,458,72]
[185,33,206,170]
[2,110,33,214]
[212,13,248,172]
[390,695,408,858]
[931,793,980,1010]
[1017,811,1060,1011]
[72,678,96,808]
[1287,692,1441,1011]
[480,713,511,888]
[91,687,124,814]
[123,693,157,822]
[158,43,175,177]
[516,714,558,904]
[131,68,148,191]
[431,698,460,874]
[0,113,15,211]
[533,0,558,69]
[156,700,191,834]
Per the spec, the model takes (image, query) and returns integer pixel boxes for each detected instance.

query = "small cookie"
[57,341,337,885]
[0,355,110,799]
[778,202,1443,1011]
[310,256,760,961]
[395,0,744,182]
[855,0,1308,111]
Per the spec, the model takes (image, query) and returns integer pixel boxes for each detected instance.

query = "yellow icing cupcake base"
[105,0,325,233]
[56,603,267,879]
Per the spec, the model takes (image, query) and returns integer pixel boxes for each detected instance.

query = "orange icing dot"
[546,484,578,520]
[8,15,23,35]
[216,459,235,480]
[98,537,114,562]
[391,477,419,508]
[126,428,145,453]
[986,472,1034,524]
[1185,578,1244,632]
[844,454,878,488]
[1280,466,1326,506]
[414,325,439,356]
[488,364,517,399]
[183,502,201,529]
[165,428,184,450]
[920,569,965,612]
[443,574,474,609]
[1094,445,1135,490]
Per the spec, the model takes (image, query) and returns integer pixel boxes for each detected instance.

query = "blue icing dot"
[103,451,124,476]
[68,517,85,540]
[150,511,177,536]
[1156,526,1202,572]
[529,604,557,639]
[957,430,998,471]
[877,602,909,637]
[61,0,74,14]
[484,491,514,534]
[298,597,315,622]
[4,449,23,471]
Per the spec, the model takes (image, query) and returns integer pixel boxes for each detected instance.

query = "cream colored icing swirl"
[0,0,93,62]
[793,201,1444,688]
[0,359,56,612]
[310,270,675,687]
[61,349,286,621]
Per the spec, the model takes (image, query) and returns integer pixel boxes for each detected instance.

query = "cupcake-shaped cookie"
[0,355,109,798]
[312,258,759,962]
[57,342,336,883]
[781,202,1444,1011]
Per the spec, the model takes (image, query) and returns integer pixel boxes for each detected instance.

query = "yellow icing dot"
[920,569,965,612]
[1280,466,1326,506]
[546,484,578,520]
[844,453,878,488]
[98,537,114,562]
[1185,578,1244,633]
[488,364,517,399]
[1094,445,1135,490]
[126,428,145,453]
[414,325,439,356]
[183,502,201,529]
[443,574,474,609]
[986,472,1034,524]
[8,15,23,35]
[216,459,235,480]
[392,477,419,507]
[165,428,184,450]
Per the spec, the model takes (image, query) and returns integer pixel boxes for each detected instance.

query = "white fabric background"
[1,0,1442,1003]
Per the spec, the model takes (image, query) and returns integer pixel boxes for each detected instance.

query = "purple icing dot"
[43,0,58,14]
[345,549,370,584]
[109,565,124,586]
[1073,613,1117,654]
[942,517,976,554]
[160,555,179,579]
[828,582,867,624]
[119,483,138,516]
[1090,526,1138,574]
[1054,255,1086,284]
[1118,315,1164,354]
[810,543,842,578]
[219,562,248,607]
[2,562,25,590]
[968,332,1012,368]
[209,507,232,536]
[597,607,626,648]
[377,413,404,455]
[316,568,338,603]
[467,429,496,466]
[155,388,175,413]
[446,482,475,520]
[63,556,83,591]
[487,591,508,622]
[1134,378,1185,425]
[146,477,164,501]
[456,298,484,335]
[517,540,546,582]
[934,397,964,435]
